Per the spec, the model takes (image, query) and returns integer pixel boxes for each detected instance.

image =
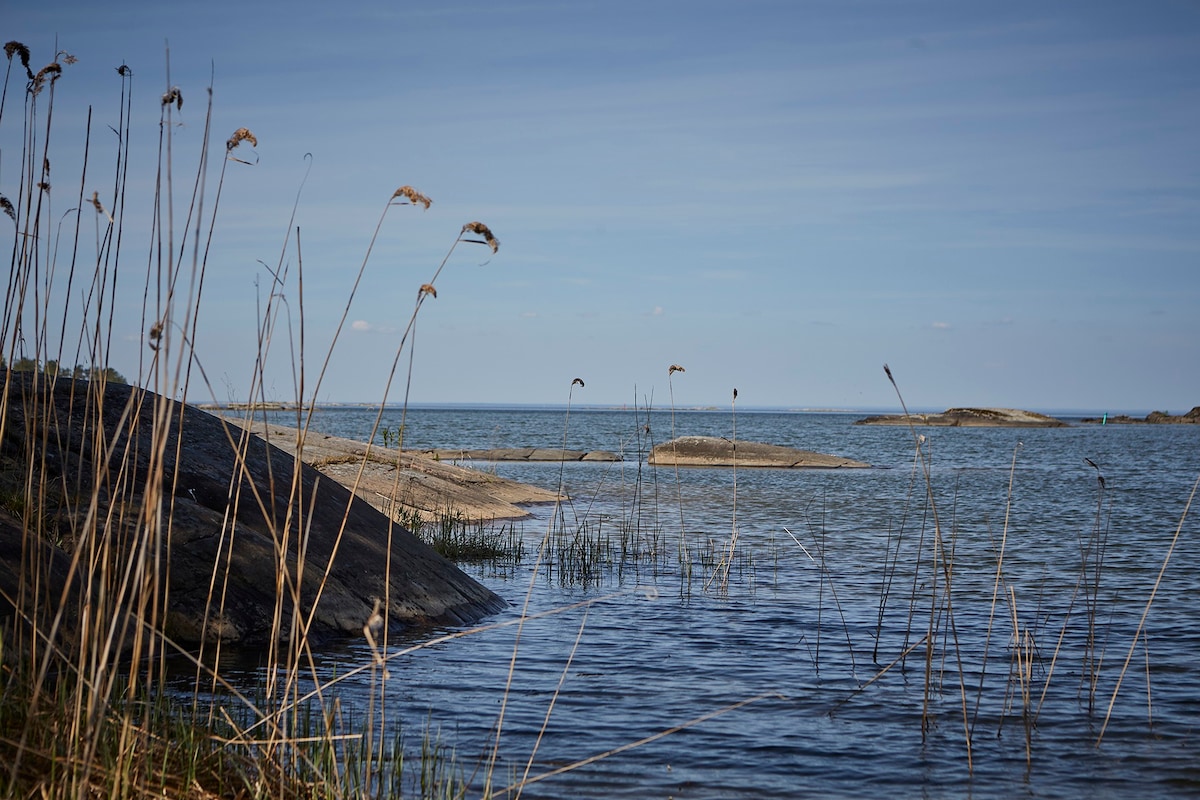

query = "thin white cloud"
[352,320,397,334]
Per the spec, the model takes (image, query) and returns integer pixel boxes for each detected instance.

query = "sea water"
[228,406,1200,798]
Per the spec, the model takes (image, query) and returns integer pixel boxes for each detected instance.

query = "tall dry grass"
[0,41,511,799]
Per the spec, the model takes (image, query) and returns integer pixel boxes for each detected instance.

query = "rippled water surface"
[238,406,1200,798]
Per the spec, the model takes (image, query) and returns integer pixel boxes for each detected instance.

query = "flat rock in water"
[0,376,506,650]
[417,447,621,462]
[648,436,870,468]
[854,407,1067,427]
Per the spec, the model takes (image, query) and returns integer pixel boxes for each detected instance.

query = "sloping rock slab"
[418,447,620,462]
[0,376,505,649]
[221,420,561,520]
[854,407,1067,427]
[648,436,870,468]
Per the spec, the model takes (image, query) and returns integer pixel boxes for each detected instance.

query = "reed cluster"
[0,41,502,798]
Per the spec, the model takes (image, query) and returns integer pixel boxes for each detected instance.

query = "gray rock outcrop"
[0,376,505,650]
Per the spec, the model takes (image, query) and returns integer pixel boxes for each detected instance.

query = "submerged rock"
[854,407,1068,427]
[0,376,505,650]
[648,436,870,468]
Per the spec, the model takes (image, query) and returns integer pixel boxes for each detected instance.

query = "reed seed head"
[572,377,585,388]
[4,41,32,79]
[461,221,499,253]
[0,196,14,221]
[420,283,437,298]
[89,191,114,223]
[733,388,738,401]
[392,185,432,209]
[226,127,257,151]
[30,62,62,95]
[148,320,163,350]
[161,87,183,109]
[668,364,685,375]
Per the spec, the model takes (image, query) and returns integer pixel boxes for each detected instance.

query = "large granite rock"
[854,407,1067,427]
[0,376,505,650]
[648,436,870,468]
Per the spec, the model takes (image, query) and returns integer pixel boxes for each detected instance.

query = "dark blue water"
[242,407,1200,798]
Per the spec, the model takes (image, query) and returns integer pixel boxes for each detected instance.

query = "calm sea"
[236,406,1200,798]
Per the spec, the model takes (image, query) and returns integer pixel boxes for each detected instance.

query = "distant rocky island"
[855,408,1068,428]
[1079,407,1200,425]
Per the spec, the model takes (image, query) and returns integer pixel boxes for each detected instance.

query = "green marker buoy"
[1102,412,1107,425]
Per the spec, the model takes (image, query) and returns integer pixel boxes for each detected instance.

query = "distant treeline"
[2,356,127,384]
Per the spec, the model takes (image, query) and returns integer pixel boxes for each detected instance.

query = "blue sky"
[4,1,1199,412]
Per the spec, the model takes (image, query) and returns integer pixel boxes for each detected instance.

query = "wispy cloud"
[352,320,397,334]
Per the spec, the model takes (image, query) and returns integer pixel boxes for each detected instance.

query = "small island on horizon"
[1078,407,1200,425]
[855,408,1069,427]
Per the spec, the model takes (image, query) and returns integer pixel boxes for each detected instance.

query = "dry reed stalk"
[1007,586,1034,767]
[503,691,786,794]
[882,364,973,771]
[515,607,590,800]
[1096,469,1200,745]
[666,364,690,587]
[970,441,1022,739]
[704,388,740,593]
[483,374,580,793]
